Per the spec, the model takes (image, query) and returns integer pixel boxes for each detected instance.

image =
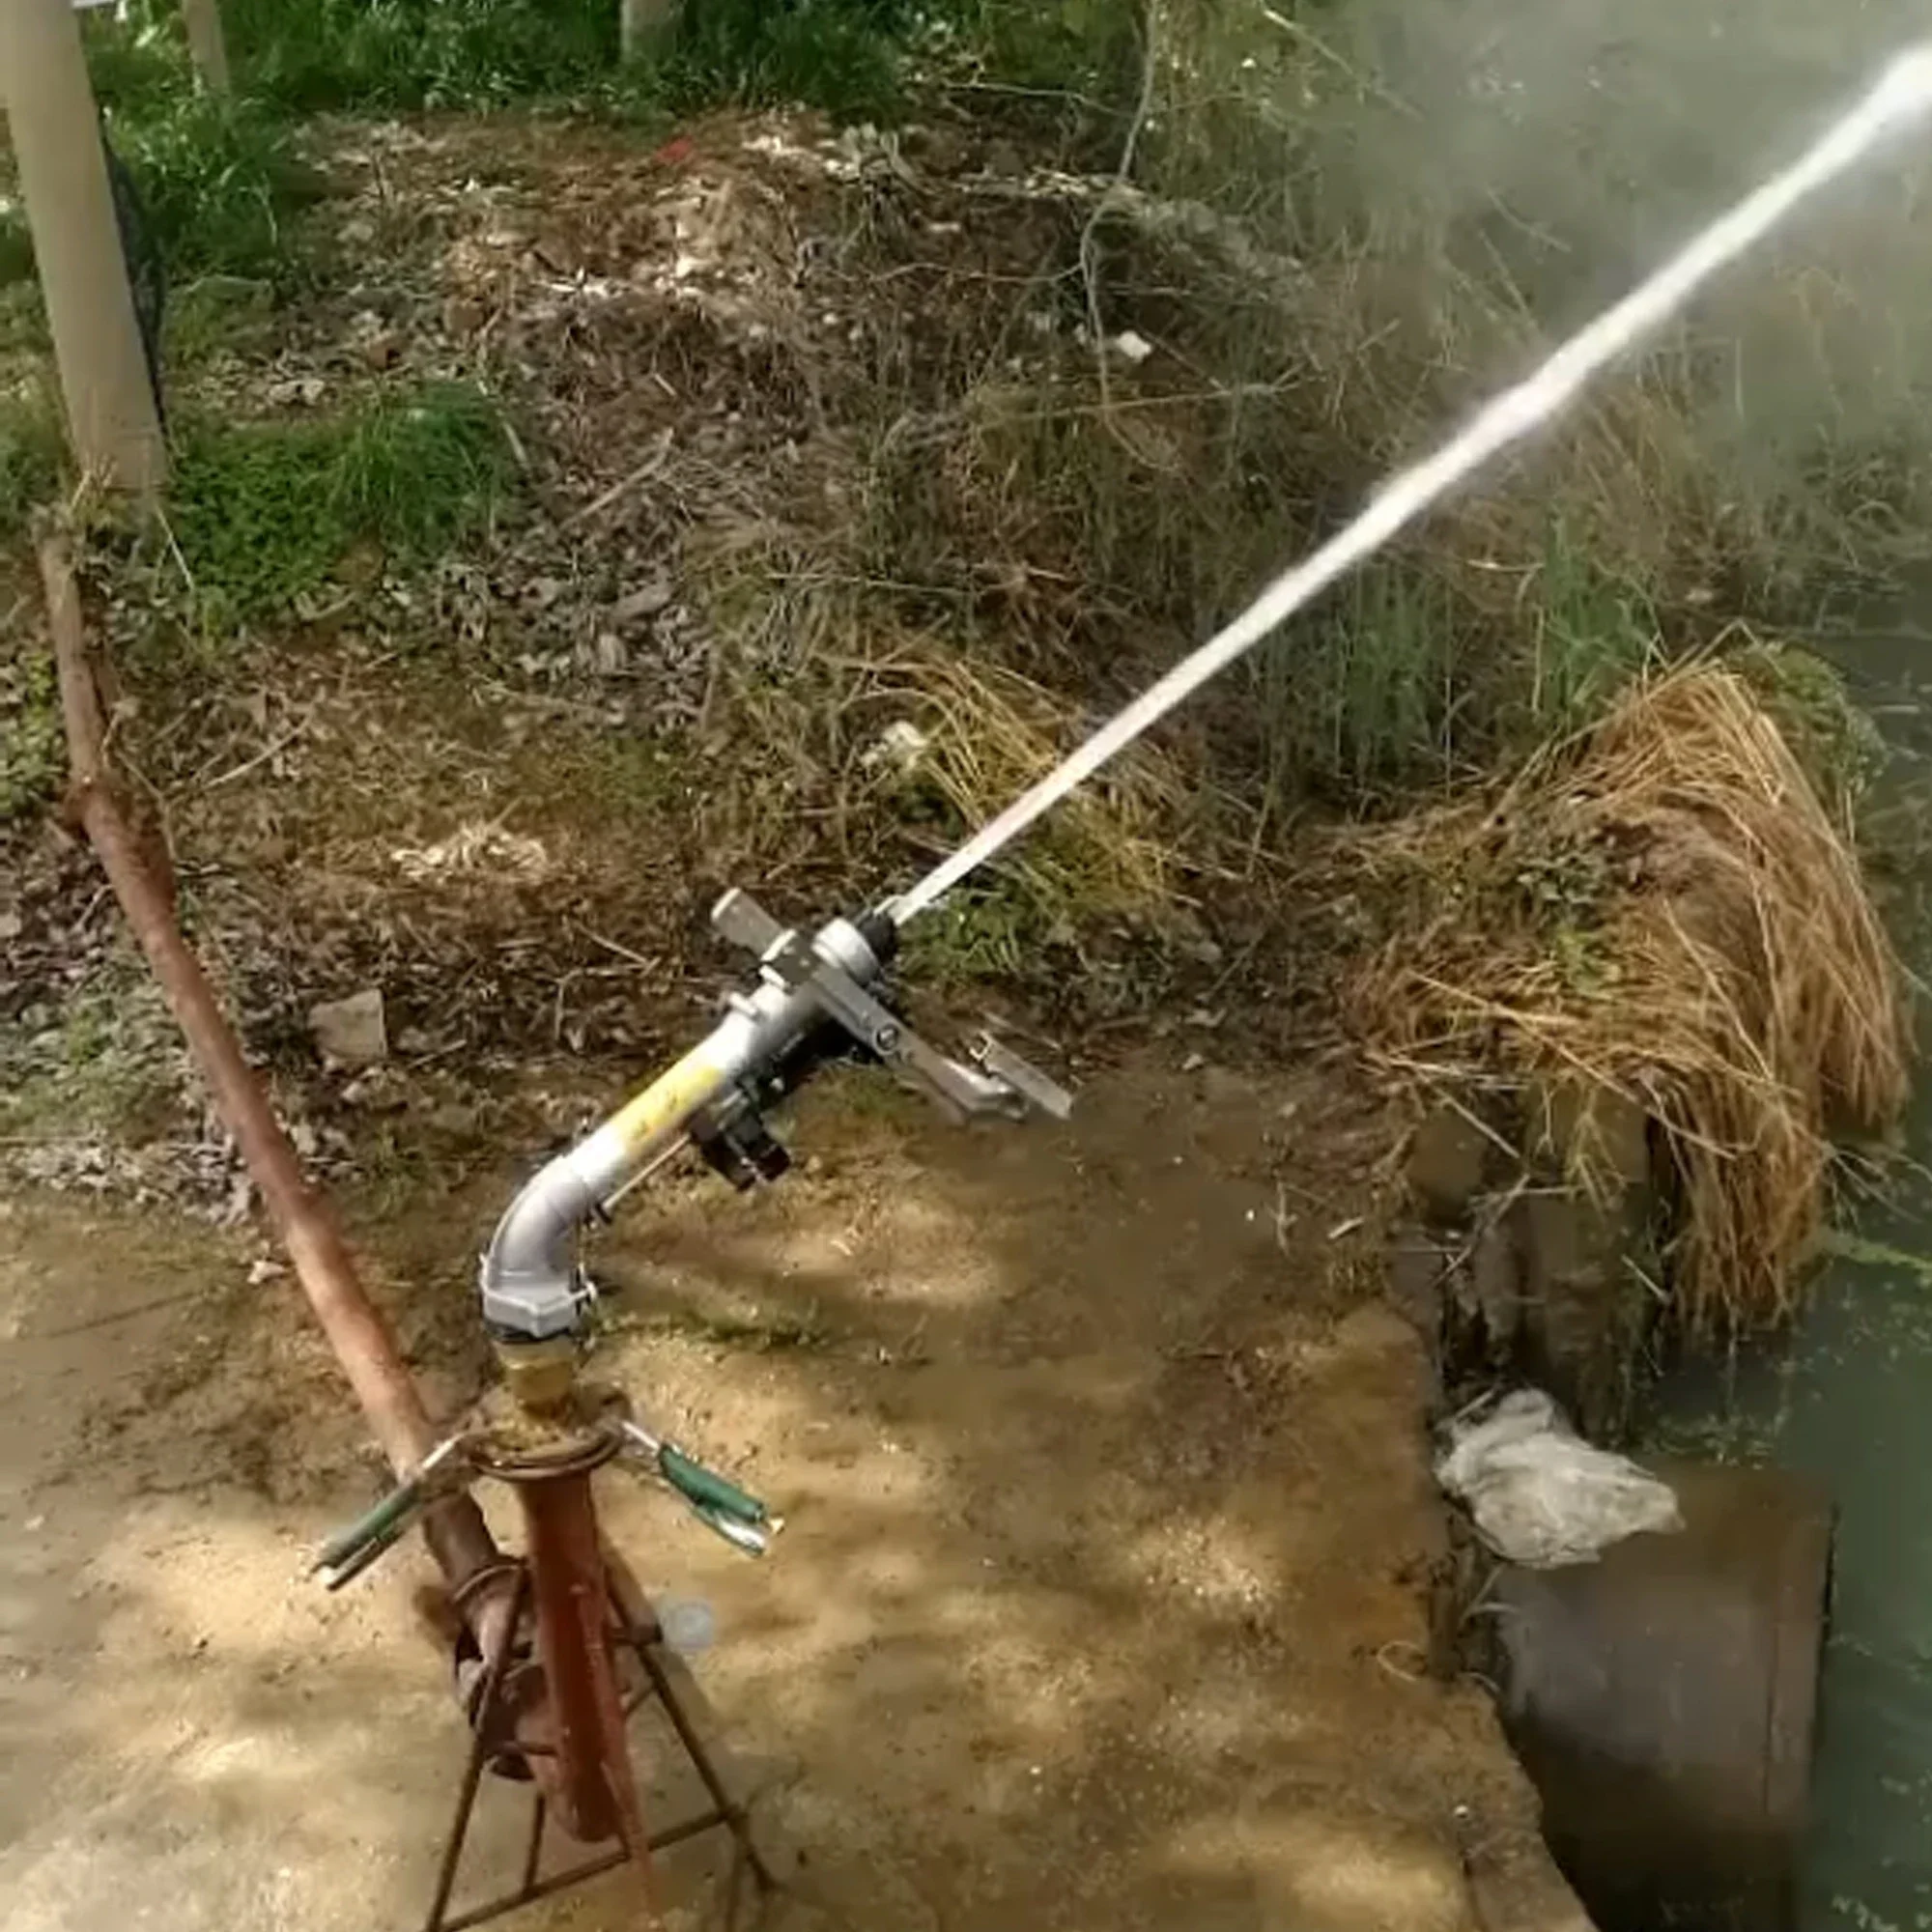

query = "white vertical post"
[0,0,169,497]
[619,0,678,62]
[179,0,231,95]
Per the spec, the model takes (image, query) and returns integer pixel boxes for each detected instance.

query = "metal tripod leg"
[622,1615,777,1894]
[425,1568,530,1932]
[421,1561,779,1931]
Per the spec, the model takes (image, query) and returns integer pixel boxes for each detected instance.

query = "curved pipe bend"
[478,910,888,1340]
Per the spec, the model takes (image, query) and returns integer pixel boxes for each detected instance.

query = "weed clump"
[170,382,513,621]
[1348,665,1909,1334]
[107,94,312,285]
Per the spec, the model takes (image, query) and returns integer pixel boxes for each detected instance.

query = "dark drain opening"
[1488,1462,1833,1932]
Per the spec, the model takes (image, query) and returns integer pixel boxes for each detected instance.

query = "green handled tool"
[618,1418,775,1555]
[314,1435,469,1589]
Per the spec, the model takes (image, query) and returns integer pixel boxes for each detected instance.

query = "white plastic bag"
[1436,1389,1683,1568]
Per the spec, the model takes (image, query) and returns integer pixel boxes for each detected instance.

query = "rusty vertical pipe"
[38,536,512,1649]
[517,1470,644,1864]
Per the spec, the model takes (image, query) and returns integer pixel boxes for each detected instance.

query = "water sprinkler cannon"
[311,894,1068,1911]
[477,889,1071,1365]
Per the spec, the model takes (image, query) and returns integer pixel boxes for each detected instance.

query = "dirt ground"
[0,1052,1588,1932]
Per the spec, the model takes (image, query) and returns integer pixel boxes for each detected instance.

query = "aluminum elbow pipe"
[477,899,891,1340]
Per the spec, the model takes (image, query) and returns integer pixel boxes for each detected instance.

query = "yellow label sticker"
[609,1049,726,1153]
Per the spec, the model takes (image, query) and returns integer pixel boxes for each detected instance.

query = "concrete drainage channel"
[1392,1096,1834,1932]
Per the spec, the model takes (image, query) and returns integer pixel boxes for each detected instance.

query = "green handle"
[316,1477,423,1573]
[322,1514,413,1589]
[660,1445,767,1525]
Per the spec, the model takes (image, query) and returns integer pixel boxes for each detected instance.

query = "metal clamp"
[717,891,1071,1126]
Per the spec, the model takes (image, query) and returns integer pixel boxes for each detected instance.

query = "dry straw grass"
[831,631,1195,914]
[1348,664,1909,1333]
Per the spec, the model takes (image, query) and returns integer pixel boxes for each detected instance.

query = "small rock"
[309,988,388,1068]
[592,632,628,677]
[1108,329,1154,364]
[442,295,488,336]
[612,580,674,624]
[0,908,21,942]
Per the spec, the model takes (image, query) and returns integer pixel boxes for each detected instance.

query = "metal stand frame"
[423,1562,775,1932]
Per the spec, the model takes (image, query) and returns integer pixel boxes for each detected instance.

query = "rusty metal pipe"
[516,1468,655,1881]
[38,535,512,1649]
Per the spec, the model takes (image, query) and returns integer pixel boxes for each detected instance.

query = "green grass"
[0,211,33,293]
[216,0,921,120]
[169,381,514,623]
[1733,636,1887,813]
[220,0,620,112]
[111,94,315,285]
[900,880,1042,986]
[0,386,67,541]
[79,4,189,109]
[0,953,184,1133]
[96,0,1115,128]
[1247,521,1662,810]
[1527,520,1659,735]
[0,623,62,823]
[1257,563,1460,802]
[81,11,320,286]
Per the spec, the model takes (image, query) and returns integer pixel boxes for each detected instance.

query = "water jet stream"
[888,45,1932,927]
